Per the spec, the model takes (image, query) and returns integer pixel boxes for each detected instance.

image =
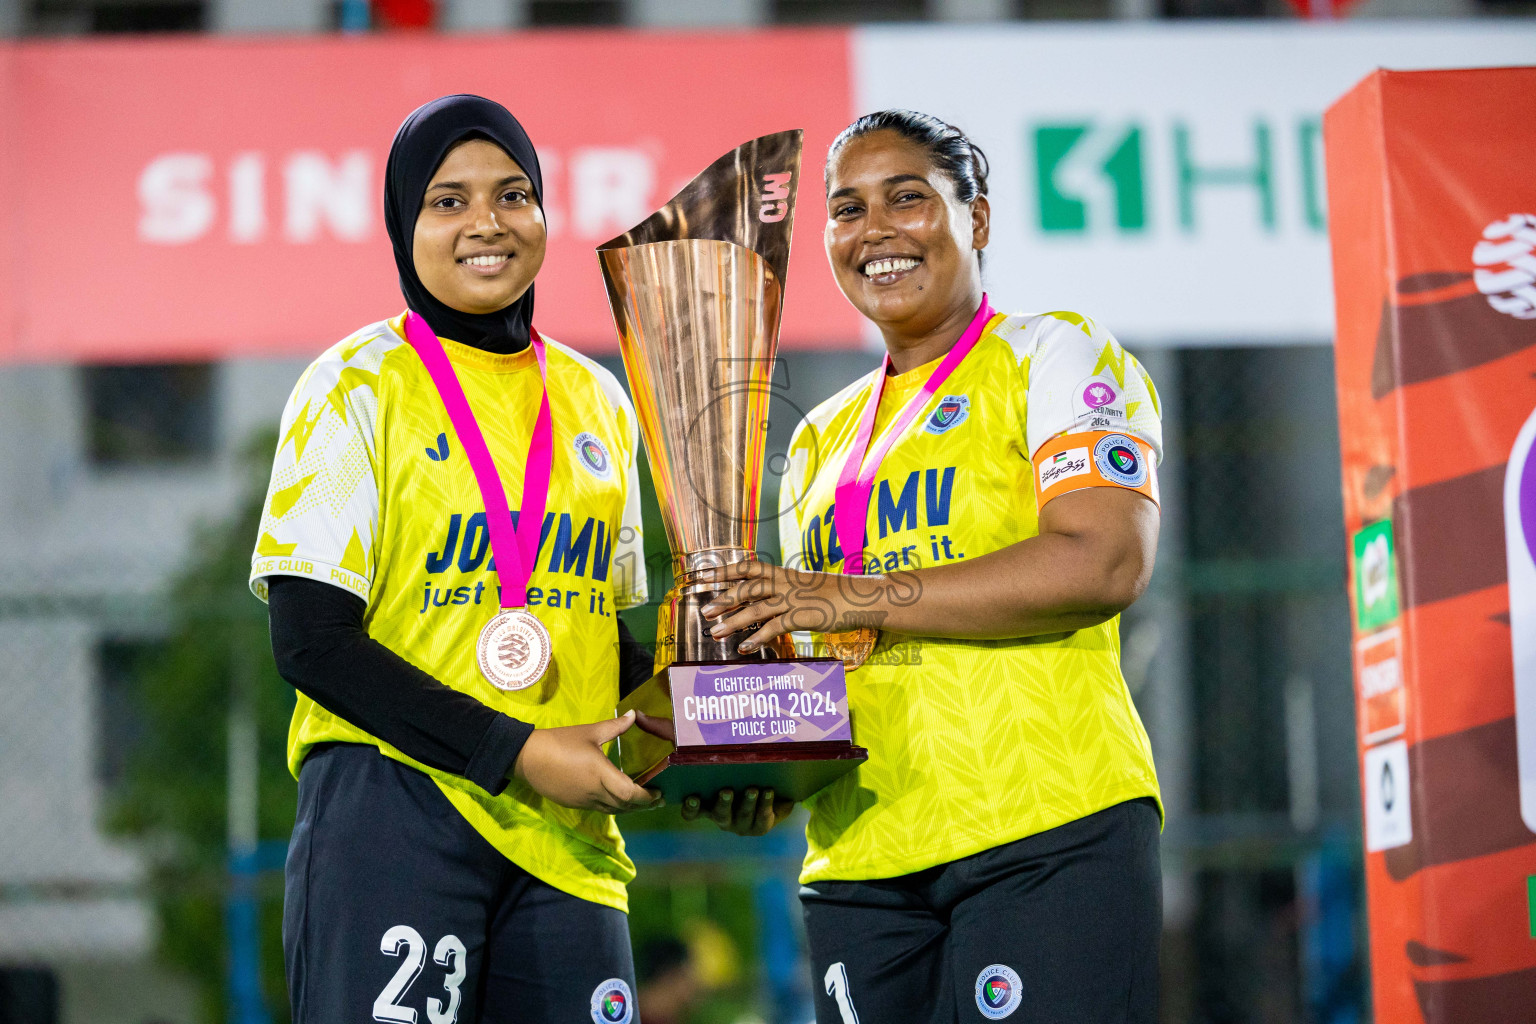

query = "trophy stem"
[669,588,742,663]
[650,550,797,664]
[666,548,759,663]
[673,545,756,586]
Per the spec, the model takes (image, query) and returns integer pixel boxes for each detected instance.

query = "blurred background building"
[0,2,1532,1024]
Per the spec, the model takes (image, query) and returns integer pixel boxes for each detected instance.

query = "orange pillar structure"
[1325,67,1536,1022]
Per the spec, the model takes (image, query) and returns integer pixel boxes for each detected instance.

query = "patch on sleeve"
[1033,431,1159,507]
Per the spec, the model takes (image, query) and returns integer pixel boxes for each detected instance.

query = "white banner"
[854,23,1536,345]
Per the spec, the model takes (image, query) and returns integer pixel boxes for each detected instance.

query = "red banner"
[1,46,19,360]
[1326,66,1536,1024]
[0,30,858,364]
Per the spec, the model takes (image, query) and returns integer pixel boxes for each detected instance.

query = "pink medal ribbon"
[833,295,995,576]
[403,311,556,690]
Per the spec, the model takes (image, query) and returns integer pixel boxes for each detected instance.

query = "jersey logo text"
[425,511,613,583]
[798,467,958,571]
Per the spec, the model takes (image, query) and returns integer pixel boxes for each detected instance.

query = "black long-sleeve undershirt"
[267,575,656,797]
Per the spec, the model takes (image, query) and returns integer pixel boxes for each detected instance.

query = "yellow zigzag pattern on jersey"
[341,527,368,576]
[282,399,325,462]
[807,638,1154,873]
[1093,339,1129,388]
[1042,310,1095,339]
[325,366,380,422]
[339,332,375,363]
[256,532,296,557]
[1138,364,1162,417]
[269,472,317,518]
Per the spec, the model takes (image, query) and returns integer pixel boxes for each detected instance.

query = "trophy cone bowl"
[598,131,866,804]
[603,238,780,662]
[601,239,778,582]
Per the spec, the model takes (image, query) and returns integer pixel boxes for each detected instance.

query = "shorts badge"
[590,978,633,1024]
[975,964,1022,1019]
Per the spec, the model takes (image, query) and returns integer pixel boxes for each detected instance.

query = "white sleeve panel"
[249,330,392,604]
[1020,313,1164,462]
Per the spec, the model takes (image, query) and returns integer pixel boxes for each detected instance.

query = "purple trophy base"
[614,659,867,807]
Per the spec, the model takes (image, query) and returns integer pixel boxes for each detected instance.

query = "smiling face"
[412,138,547,317]
[824,129,989,344]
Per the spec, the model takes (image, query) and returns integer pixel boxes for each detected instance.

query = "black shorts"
[800,799,1161,1024]
[284,744,638,1024]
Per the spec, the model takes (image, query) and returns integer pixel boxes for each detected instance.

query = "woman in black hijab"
[255,94,657,1024]
[384,94,541,354]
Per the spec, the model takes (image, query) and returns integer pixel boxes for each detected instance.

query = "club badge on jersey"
[404,311,554,691]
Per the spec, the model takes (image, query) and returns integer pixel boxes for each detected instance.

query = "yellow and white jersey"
[250,313,648,911]
[777,309,1162,885]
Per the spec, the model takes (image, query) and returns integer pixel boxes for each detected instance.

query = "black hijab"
[384,94,544,354]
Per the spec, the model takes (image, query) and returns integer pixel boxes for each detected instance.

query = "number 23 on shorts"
[374,924,467,1024]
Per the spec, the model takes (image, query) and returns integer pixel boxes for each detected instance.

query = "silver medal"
[477,608,552,691]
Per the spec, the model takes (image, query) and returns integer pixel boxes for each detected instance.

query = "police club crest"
[924,394,971,435]
[573,431,613,479]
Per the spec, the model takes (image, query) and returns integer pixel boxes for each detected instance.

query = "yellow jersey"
[777,310,1162,885]
[250,313,648,911]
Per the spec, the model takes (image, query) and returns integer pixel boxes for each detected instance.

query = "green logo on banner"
[1035,124,1146,234]
[1030,118,1330,237]
[1352,519,1400,631]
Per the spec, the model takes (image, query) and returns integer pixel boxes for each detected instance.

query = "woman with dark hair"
[251,94,657,1024]
[687,110,1164,1023]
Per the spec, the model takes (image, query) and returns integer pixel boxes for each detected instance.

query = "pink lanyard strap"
[403,311,553,609]
[833,295,994,576]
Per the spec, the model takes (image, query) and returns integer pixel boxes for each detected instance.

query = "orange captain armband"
[1032,431,1160,508]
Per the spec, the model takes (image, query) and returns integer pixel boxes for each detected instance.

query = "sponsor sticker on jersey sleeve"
[1073,374,1126,422]
[1032,431,1158,507]
[1093,433,1147,488]
[1039,446,1091,490]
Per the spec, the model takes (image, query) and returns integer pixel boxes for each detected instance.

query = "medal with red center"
[405,312,555,691]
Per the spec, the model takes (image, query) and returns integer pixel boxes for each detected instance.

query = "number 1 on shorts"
[823,962,860,1024]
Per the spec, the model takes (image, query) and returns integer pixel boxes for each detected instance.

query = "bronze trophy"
[597,130,866,805]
